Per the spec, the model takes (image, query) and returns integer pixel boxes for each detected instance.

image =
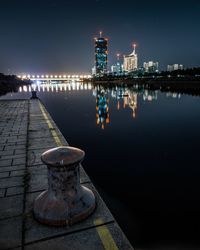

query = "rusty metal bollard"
[31,90,38,99]
[33,146,96,226]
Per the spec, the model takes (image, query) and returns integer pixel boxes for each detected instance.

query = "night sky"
[0,0,200,74]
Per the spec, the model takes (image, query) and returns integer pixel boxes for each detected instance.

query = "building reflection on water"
[95,87,110,129]
[19,82,181,129]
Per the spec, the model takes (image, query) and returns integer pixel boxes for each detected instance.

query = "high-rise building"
[111,62,123,75]
[95,32,108,76]
[111,54,123,75]
[91,66,96,76]
[123,44,138,72]
[143,61,159,73]
[167,64,184,72]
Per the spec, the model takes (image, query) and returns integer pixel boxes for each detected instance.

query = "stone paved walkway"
[0,99,133,250]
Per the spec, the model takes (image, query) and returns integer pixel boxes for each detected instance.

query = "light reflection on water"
[2,82,200,249]
[15,82,182,130]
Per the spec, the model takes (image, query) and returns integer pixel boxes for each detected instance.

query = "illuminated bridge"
[17,74,92,82]
[19,83,92,92]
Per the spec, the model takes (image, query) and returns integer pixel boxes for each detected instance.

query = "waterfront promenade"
[0,98,133,250]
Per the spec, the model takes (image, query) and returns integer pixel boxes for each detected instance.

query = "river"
[1,82,200,249]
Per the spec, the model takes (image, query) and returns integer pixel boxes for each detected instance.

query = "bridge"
[17,74,92,82]
[19,82,92,92]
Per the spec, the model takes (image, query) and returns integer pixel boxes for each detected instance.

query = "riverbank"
[0,73,31,96]
[0,98,133,250]
[90,77,200,95]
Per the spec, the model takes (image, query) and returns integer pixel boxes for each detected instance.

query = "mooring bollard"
[31,90,38,99]
[33,146,96,226]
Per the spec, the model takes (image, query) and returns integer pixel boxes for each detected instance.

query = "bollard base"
[31,91,38,99]
[33,185,96,226]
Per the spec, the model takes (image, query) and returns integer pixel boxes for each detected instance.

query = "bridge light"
[55,75,57,78]
[32,75,35,78]
[68,75,70,78]
[37,75,40,78]
[59,75,62,78]
[50,75,53,78]
[22,75,26,79]
[63,75,66,78]
[46,75,49,78]
[17,75,21,78]
[27,74,30,78]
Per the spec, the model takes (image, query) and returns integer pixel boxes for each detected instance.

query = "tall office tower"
[91,66,96,76]
[111,53,123,75]
[123,44,138,72]
[95,32,108,76]
[143,61,159,73]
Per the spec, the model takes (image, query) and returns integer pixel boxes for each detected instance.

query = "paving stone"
[2,154,26,160]
[7,186,24,196]
[0,159,12,167]
[0,216,22,249]
[4,145,16,151]
[10,169,25,177]
[29,130,58,139]
[0,171,9,178]
[0,165,26,173]
[0,195,23,219]
[28,141,58,150]
[0,189,5,198]
[16,141,27,146]
[29,124,49,131]
[4,144,26,150]
[27,165,48,193]
[28,137,57,148]
[0,138,7,144]
[0,150,14,156]
[7,136,18,142]
[18,135,26,140]
[24,222,133,250]
[12,157,26,166]
[0,176,23,188]
[15,149,26,155]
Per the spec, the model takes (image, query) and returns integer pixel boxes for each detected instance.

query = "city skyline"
[0,0,200,74]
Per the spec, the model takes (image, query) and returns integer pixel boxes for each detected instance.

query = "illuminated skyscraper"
[95,32,108,76]
[111,53,123,75]
[123,44,138,72]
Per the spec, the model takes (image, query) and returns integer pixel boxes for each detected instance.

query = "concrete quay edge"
[0,98,134,250]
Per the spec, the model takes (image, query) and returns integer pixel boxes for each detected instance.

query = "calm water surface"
[2,83,200,249]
